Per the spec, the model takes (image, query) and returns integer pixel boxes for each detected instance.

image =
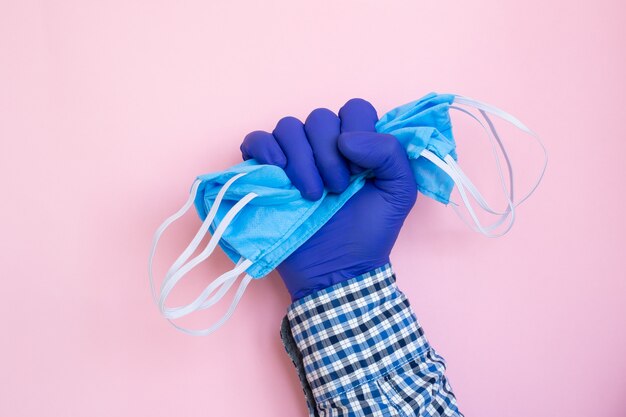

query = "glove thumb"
[338,132,417,210]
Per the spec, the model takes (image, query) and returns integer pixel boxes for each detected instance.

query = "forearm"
[280,264,463,416]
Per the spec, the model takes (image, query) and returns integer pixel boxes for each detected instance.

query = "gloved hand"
[240,99,417,300]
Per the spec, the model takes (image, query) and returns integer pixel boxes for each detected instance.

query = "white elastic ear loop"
[163,258,252,319]
[420,150,513,237]
[148,173,258,336]
[480,109,515,202]
[467,109,519,232]
[448,106,514,216]
[445,106,516,234]
[149,179,202,305]
[149,173,249,307]
[445,155,516,235]
[158,191,258,313]
[432,95,548,236]
[162,172,248,286]
[168,273,255,337]
[454,95,548,207]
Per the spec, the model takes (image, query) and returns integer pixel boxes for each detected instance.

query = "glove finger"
[338,98,378,175]
[240,130,286,168]
[273,116,324,201]
[339,98,378,133]
[304,108,350,194]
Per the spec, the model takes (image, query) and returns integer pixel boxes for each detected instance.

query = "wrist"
[278,258,391,301]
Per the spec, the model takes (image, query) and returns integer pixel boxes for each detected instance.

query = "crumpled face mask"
[149,93,547,335]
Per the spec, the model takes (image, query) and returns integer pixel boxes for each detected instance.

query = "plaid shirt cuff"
[284,263,431,404]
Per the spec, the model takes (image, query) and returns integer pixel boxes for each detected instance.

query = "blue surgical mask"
[149,93,547,335]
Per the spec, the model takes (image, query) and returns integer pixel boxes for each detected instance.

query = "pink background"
[1,1,625,416]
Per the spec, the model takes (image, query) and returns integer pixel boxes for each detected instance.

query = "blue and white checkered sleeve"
[280,264,463,417]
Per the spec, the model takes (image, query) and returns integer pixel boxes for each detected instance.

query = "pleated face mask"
[149,93,547,335]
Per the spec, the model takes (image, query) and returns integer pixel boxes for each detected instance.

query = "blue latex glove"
[240,99,417,300]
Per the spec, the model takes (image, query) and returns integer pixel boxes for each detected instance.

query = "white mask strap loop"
[454,95,548,207]
[480,109,515,202]
[420,95,547,237]
[162,258,252,320]
[149,173,249,306]
[158,191,257,312]
[444,154,516,236]
[454,96,535,134]
[163,173,248,287]
[167,273,255,337]
[421,150,515,237]
[449,105,514,216]
[442,106,517,233]
[149,173,257,336]
[149,179,202,305]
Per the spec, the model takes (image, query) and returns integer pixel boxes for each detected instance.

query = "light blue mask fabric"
[149,93,547,335]
[194,163,367,278]
[375,92,457,204]
[193,93,460,278]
